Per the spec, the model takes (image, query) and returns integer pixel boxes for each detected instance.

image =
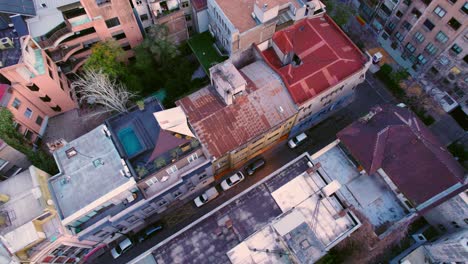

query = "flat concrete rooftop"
[313,143,407,234]
[150,153,359,263]
[49,125,135,221]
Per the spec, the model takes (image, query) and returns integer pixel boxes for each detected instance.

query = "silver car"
[221,172,245,191]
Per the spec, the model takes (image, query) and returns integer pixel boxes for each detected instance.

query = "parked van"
[194,187,219,207]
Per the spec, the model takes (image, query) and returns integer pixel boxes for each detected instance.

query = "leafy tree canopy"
[84,39,127,79]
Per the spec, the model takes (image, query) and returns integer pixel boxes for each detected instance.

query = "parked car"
[194,187,219,207]
[288,133,308,148]
[221,172,245,191]
[110,238,133,259]
[135,222,164,242]
[245,158,266,176]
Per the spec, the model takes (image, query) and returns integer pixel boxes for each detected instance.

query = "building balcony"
[37,21,74,49]
[60,56,86,74]
[68,14,92,27]
[49,43,84,63]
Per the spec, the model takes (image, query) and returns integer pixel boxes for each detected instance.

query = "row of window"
[11,98,44,126]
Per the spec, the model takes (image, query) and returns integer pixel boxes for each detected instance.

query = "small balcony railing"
[49,43,83,63]
[38,21,73,49]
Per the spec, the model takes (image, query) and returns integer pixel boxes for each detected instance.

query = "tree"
[0,108,58,174]
[84,39,127,79]
[141,24,179,65]
[71,70,137,117]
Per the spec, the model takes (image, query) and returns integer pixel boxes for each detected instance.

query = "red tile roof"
[177,61,297,158]
[337,105,465,207]
[191,0,207,12]
[261,15,368,105]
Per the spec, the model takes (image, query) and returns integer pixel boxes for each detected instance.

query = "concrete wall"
[0,141,31,180]
[195,9,209,33]
[424,191,468,233]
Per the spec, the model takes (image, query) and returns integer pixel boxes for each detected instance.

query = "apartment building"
[310,104,466,237]
[260,15,371,136]
[0,166,96,263]
[207,0,326,55]
[48,97,213,244]
[26,0,143,74]
[106,97,214,215]
[177,59,297,174]
[133,0,192,43]
[426,27,468,114]
[371,0,466,75]
[0,33,77,143]
[0,138,31,181]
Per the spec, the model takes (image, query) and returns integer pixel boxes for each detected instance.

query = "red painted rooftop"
[337,105,465,207]
[261,15,367,105]
[191,0,207,11]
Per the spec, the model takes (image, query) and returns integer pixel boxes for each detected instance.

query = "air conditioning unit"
[0,37,14,50]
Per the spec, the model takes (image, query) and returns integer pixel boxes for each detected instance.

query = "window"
[451,43,463,54]
[96,0,111,6]
[396,10,403,17]
[11,98,21,109]
[145,177,158,186]
[166,165,178,174]
[187,153,198,163]
[447,17,461,30]
[36,116,43,126]
[24,108,33,118]
[140,14,148,21]
[126,215,139,224]
[464,54,468,64]
[112,31,126,40]
[122,44,131,51]
[40,95,51,102]
[173,191,182,198]
[105,17,120,28]
[402,21,411,30]
[433,5,447,17]
[462,2,468,14]
[448,0,457,3]
[423,19,435,31]
[185,14,191,21]
[181,1,189,8]
[27,83,39,91]
[158,200,167,206]
[403,0,412,5]
[435,31,449,43]
[414,31,425,42]
[387,22,396,30]
[395,32,404,41]
[417,54,427,64]
[406,43,416,53]
[425,42,438,54]
[48,68,54,79]
[24,129,33,140]
[51,105,61,112]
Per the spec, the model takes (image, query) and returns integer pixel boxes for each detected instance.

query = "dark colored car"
[245,158,266,176]
[135,222,164,242]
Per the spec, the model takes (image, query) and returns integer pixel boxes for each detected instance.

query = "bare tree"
[71,70,137,118]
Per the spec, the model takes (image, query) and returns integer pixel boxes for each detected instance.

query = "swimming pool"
[118,127,143,157]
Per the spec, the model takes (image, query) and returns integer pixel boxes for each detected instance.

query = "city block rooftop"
[106,97,206,198]
[177,60,297,159]
[152,153,360,263]
[261,15,368,105]
[48,124,137,226]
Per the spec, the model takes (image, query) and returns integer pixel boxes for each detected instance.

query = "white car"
[110,238,133,259]
[194,187,219,207]
[288,133,308,148]
[221,172,245,191]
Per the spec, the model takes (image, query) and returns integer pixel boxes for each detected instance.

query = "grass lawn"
[188,32,227,74]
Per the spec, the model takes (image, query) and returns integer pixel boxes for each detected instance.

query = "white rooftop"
[228,169,360,264]
[26,0,80,38]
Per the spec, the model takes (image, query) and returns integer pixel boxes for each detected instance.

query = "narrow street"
[91,74,394,264]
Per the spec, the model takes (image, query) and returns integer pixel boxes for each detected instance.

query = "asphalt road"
[91,74,394,264]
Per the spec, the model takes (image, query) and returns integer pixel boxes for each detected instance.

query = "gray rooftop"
[49,125,134,220]
[0,168,44,235]
[0,0,36,16]
[151,154,359,263]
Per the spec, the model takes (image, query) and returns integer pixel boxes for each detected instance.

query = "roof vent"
[65,147,77,159]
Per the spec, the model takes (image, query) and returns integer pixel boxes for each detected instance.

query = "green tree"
[141,24,179,65]
[84,39,127,79]
[0,109,58,174]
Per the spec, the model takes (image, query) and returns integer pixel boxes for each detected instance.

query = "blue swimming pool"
[118,127,143,157]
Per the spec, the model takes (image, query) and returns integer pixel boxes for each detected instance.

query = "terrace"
[188,32,228,74]
[48,43,84,63]
[106,97,203,185]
